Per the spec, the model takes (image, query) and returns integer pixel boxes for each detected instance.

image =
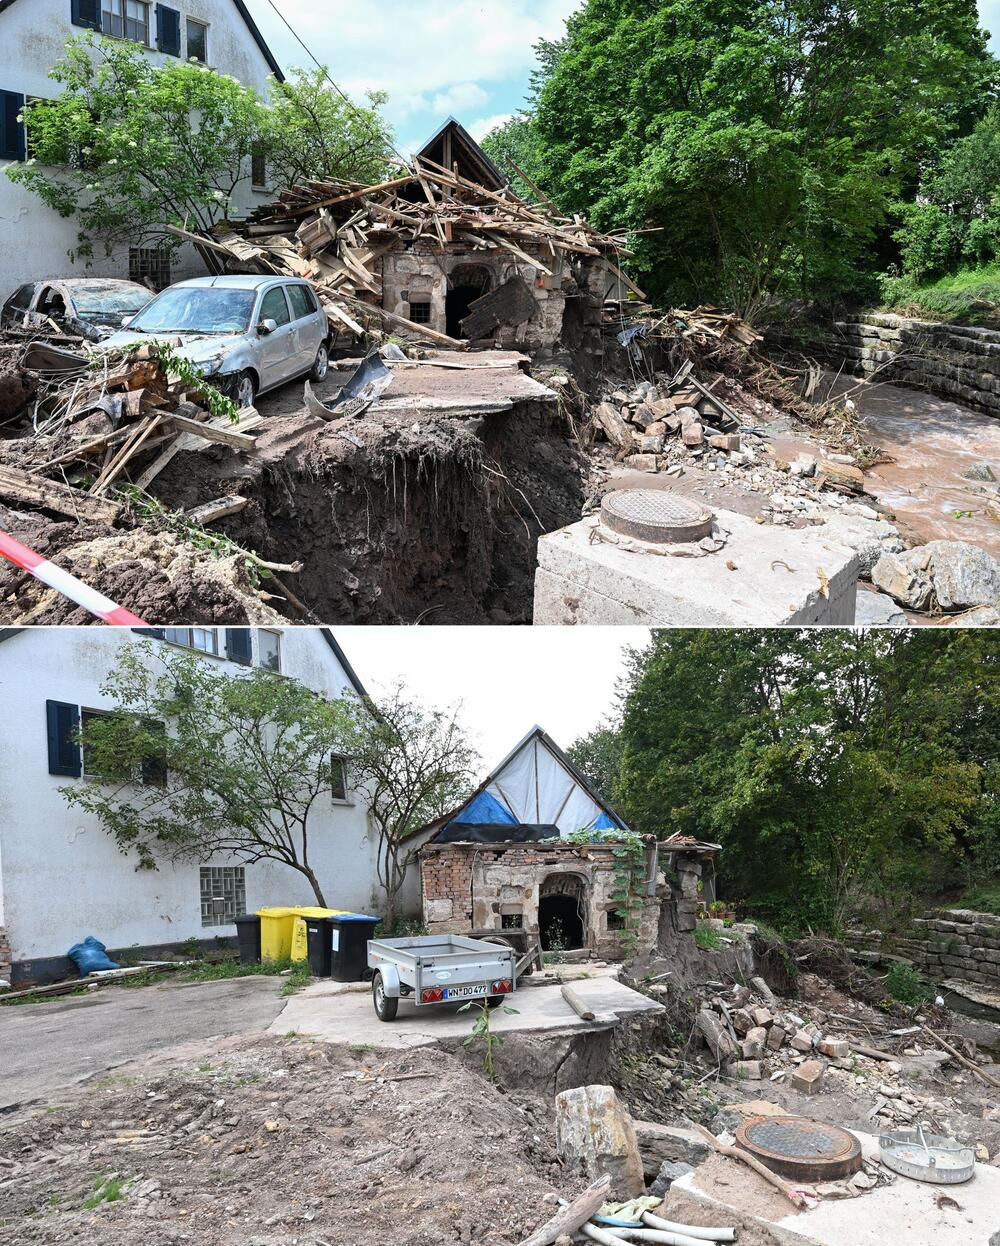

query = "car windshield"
[129,287,257,335]
[69,285,149,321]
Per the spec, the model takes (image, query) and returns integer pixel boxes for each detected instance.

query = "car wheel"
[372,972,398,1022]
[233,371,257,409]
[310,343,330,383]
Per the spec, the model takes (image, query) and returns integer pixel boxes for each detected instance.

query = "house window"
[79,708,166,785]
[607,910,626,930]
[251,146,267,190]
[258,630,281,672]
[102,0,150,44]
[164,627,219,655]
[0,90,26,163]
[408,301,432,324]
[200,866,246,927]
[187,18,209,63]
[331,755,350,802]
[129,246,171,291]
[71,0,102,31]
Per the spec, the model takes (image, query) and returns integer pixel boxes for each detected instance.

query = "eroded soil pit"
[152,353,585,625]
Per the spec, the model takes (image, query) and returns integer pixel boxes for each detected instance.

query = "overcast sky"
[331,627,648,770]
[244,1,1000,156]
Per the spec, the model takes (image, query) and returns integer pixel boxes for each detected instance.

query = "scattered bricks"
[728,1060,763,1081]
[664,414,683,433]
[731,1008,753,1036]
[790,1060,825,1095]
[742,1026,768,1060]
[639,433,666,454]
[708,434,741,452]
[625,453,660,473]
[816,1038,850,1059]
[676,405,701,427]
[682,422,704,447]
[649,398,676,419]
[751,1006,773,1027]
[697,1008,739,1063]
[791,1029,815,1053]
[767,1025,786,1051]
[631,404,659,430]
[750,977,776,1004]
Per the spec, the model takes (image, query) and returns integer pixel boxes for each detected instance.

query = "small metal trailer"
[367,934,517,1022]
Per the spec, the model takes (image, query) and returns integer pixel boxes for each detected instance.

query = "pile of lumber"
[173,156,633,350]
[0,339,260,525]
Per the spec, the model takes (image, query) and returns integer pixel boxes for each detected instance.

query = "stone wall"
[420,841,660,960]
[847,907,1000,987]
[790,313,1000,417]
[0,926,11,984]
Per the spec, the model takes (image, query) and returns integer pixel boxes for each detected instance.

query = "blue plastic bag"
[67,936,121,977]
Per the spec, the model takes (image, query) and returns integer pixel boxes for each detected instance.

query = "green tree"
[7,35,394,264]
[567,725,625,799]
[528,0,996,317]
[61,643,359,906]
[614,630,984,929]
[342,684,480,931]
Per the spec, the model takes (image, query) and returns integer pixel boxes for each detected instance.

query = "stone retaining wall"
[0,927,10,983]
[783,313,1000,418]
[847,907,1000,986]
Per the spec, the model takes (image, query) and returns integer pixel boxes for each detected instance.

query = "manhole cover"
[600,490,714,544]
[735,1116,863,1182]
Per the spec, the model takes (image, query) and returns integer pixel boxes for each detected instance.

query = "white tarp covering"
[480,733,608,835]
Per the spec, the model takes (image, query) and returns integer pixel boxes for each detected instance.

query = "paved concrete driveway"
[1,976,288,1110]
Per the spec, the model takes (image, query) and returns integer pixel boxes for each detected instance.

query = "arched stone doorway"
[538,873,587,951]
[446,263,493,338]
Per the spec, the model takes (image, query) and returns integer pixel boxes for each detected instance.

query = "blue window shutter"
[71,0,102,31]
[47,700,81,778]
[131,627,165,639]
[226,629,253,666]
[0,92,26,162]
[156,6,181,56]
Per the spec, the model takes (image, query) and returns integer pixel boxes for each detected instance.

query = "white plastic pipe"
[644,1212,736,1243]
[582,1224,713,1246]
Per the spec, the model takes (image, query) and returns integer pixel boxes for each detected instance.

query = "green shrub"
[884,961,930,1004]
[879,266,1000,325]
[695,922,723,950]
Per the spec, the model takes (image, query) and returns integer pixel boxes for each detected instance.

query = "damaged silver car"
[1,278,154,341]
[101,275,331,407]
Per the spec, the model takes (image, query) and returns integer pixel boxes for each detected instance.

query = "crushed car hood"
[99,330,243,371]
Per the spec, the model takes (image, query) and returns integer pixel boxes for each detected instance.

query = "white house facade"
[0,626,395,986]
[0,0,284,292]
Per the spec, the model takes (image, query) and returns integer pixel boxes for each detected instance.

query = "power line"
[262,0,411,168]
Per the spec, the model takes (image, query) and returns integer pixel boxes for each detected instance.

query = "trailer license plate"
[443,984,486,1001]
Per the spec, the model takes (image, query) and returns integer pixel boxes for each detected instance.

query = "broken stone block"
[639,433,666,454]
[649,398,676,419]
[682,422,704,447]
[632,404,659,430]
[649,1160,695,1198]
[751,1006,773,1027]
[766,1025,786,1051]
[632,1120,713,1175]
[624,453,659,473]
[728,1060,763,1081]
[676,405,701,427]
[750,977,776,1004]
[696,1008,739,1063]
[554,1085,645,1199]
[708,434,741,452]
[644,420,667,437]
[791,1029,815,1053]
[742,1026,768,1060]
[790,1060,825,1095]
[872,541,1000,612]
[730,1007,753,1036]
[816,1037,850,1059]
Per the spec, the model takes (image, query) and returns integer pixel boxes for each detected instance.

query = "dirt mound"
[0,1038,569,1246]
[0,508,283,625]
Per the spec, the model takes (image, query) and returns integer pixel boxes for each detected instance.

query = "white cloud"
[431,83,490,115]
[468,113,513,142]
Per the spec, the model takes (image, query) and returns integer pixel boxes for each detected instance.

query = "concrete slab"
[270,971,662,1049]
[534,508,859,626]
[672,1131,1000,1246]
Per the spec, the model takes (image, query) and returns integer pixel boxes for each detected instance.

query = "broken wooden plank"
[166,413,257,449]
[183,494,249,525]
[517,1176,612,1246]
[460,275,538,340]
[339,294,468,349]
[0,464,120,524]
[92,415,164,495]
[606,260,647,302]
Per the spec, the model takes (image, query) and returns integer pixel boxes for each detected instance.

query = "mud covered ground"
[0,1037,571,1246]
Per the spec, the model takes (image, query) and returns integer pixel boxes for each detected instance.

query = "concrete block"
[728,1060,763,1081]
[767,1024,786,1051]
[816,1038,849,1059]
[534,509,860,626]
[790,1060,825,1095]
[624,454,659,473]
[751,1006,774,1027]
[742,1026,768,1059]
[791,1029,815,1052]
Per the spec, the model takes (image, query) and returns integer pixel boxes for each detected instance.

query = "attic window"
[408,301,432,324]
[187,17,209,63]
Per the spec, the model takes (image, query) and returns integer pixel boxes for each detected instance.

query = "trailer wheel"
[486,995,504,1009]
[372,972,398,1022]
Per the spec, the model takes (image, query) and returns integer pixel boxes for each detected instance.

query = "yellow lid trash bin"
[258,906,348,962]
[290,907,348,963]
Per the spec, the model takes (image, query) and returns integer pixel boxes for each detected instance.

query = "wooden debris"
[183,495,250,525]
[517,1176,612,1246]
[0,463,120,524]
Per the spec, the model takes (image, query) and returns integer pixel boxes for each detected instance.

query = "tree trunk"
[300,865,327,907]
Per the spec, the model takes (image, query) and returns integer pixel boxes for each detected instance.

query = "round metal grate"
[600,489,715,545]
[735,1116,863,1182]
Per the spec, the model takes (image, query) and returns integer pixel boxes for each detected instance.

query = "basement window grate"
[200,866,246,927]
[129,246,171,291]
[408,301,432,324]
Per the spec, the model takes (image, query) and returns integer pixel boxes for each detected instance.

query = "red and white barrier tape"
[0,529,149,626]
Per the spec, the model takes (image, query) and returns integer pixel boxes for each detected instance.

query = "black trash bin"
[233,913,261,965]
[304,916,334,977]
[329,914,381,982]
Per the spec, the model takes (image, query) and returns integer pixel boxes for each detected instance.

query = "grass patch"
[280,965,312,997]
[879,265,1000,325]
[959,884,1000,916]
[695,922,723,950]
[884,961,932,1005]
[81,1175,126,1210]
[181,956,296,982]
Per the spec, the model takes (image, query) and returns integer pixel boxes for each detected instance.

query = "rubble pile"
[180,157,631,349]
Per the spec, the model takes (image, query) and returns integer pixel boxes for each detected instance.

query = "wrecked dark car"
[0,278,154,342]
